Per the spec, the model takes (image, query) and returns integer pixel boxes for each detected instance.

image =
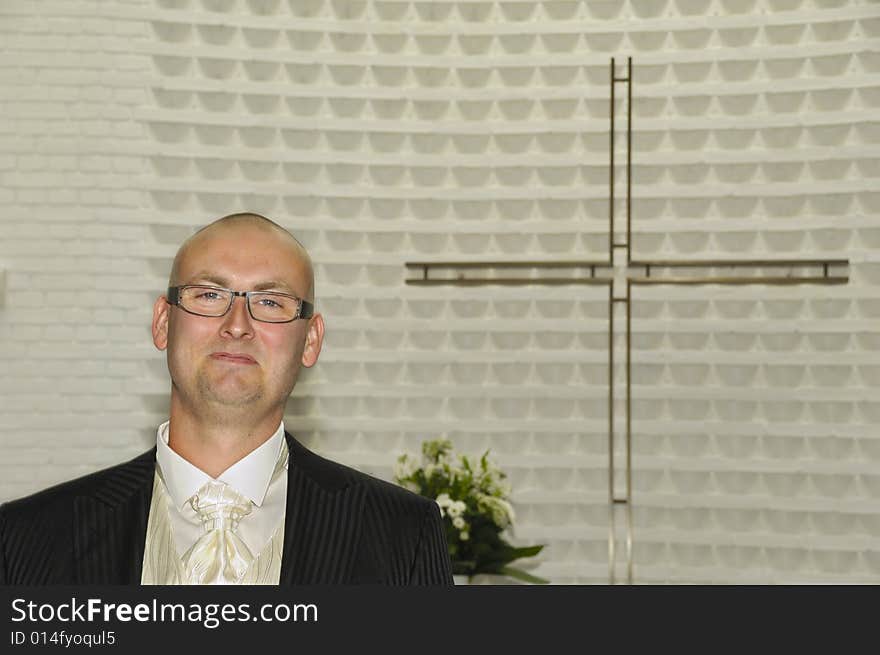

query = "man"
[0,213,453,585]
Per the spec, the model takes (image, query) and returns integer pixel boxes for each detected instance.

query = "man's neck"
[166,403,283,478]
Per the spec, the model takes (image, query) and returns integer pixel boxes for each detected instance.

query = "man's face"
[151,224,322,419]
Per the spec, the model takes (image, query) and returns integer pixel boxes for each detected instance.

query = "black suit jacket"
[0,433,452,585]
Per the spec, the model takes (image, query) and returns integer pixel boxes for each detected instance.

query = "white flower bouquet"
[394,438,547,584]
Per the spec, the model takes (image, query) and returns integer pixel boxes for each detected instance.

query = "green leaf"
[506,545,544,559]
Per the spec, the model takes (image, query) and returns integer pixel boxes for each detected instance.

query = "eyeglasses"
[166,285,314,323]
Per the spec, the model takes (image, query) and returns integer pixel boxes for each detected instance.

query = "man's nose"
[219,295,255,339]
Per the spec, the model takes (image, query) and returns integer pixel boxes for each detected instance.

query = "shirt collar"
[155,420,286,510]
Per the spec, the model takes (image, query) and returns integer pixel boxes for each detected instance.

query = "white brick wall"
[0,0,157,492]
[1,0,878,583]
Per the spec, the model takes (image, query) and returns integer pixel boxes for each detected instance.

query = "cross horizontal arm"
[630,258,850,285]
[405,260,612,269]
[631,275,849,286]
[405,259,615,285]
[407,277,613,287]
[630,258,849,268]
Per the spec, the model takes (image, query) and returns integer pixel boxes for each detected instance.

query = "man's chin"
[194,395,264,414]
[197,377,263,409]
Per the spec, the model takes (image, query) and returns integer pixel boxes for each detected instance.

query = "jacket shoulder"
[0,449,155,585]
[288,435,434,514]
[0,448,155,522]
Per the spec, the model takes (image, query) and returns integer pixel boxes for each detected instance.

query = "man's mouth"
[210,352,258,365]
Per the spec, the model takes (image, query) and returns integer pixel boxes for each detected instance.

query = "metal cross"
[405,58,850,584]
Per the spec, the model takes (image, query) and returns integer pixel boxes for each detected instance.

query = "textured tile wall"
[1,0,878,583]
[0,0,158,496]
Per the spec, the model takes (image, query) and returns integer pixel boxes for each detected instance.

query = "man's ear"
[152,295,170,351]
[301,313,324,368]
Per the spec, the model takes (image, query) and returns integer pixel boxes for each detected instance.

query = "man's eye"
[257,297,283,309]
[195,290,222,301]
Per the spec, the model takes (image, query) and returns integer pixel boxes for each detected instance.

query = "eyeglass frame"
[166,285,315,323]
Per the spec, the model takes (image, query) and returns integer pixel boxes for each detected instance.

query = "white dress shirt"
[154,420,289,559]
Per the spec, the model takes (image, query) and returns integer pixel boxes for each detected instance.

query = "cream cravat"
[181,481,254,584]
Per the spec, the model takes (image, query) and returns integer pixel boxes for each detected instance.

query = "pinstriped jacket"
[0,433,453,585]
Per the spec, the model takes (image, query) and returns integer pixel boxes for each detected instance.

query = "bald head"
[169,213,315,302]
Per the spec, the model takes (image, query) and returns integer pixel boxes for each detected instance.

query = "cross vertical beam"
[609,55,633,584]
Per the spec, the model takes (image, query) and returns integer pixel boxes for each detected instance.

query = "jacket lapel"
[279,433,366,585]
[73,449,155,584]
